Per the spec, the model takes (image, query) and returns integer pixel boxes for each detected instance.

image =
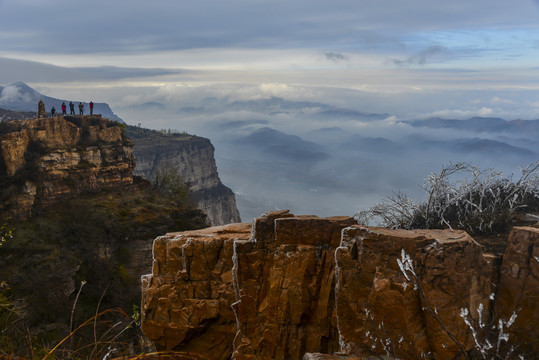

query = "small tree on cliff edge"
[152,164,191,206]
[355,161,539,235]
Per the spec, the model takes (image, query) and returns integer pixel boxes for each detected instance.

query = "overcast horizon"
[1,0,539,124]
[2,0,539,220]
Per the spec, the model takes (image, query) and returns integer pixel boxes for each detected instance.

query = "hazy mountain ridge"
[4,83,537,221]
[236,127,330,162]
[0,107,36,121]
[206,102,538,220]
[405,116,539,137]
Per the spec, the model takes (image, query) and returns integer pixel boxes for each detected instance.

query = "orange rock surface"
[335,226,494,359]
[494,226,538,355]
[141,211,538,359]
[141,223,251,359]
[232,211,357,360]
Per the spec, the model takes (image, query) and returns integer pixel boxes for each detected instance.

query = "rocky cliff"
[0,115,134,220]
[0,115,213,356]
[141,223,251,358]
[125,127,241,226]
[141,211,538,360]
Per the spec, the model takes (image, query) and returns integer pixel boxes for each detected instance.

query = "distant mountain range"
[0,82,123,122]
[404,117,539,137]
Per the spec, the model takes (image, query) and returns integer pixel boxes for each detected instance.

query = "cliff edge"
[0,115,134,220]
[141,211,538,360]
[125,126,241,226]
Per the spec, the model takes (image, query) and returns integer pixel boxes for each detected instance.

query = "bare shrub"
[356,161,539,234]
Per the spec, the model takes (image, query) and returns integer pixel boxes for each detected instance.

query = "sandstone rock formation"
[125,127,241,226]
[0,115,134,220]
[141,223,251,359]
[494,226,538,355]
[335,226,494,359]
[141,211,538,360]
[233,211,356,360]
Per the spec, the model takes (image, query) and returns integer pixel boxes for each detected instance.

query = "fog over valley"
[110,85,538,221]
[1,0,538,221]
[1,80,537,221]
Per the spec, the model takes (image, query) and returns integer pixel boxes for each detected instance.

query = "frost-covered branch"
[356,161,539,234]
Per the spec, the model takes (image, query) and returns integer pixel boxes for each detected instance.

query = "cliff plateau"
[0,115,134,220]
[125,126,241,226]
[0,115,214,356]
[141,211,538,360]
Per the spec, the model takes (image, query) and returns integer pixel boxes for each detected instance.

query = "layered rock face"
[141,211,538,360]
[0,115,134,220]
[141,223,251,359]
[233,211,357,360]
[126,128,241,226]
[494,226,538,355]
[335,226,494,359]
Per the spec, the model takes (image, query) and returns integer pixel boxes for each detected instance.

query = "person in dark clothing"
[78,102,84,115]
[89,101,94,115]
[69,101,75,115]
[51,107,56,116]
[61,102,67,115]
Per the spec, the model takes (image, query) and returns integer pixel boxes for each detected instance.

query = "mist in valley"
[113,85,538,222]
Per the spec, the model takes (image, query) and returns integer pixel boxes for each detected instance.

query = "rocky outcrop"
[125,127,241,226]
[233,211,356,360]
[335,226,494,359]
[141,223,251,359]
[0,115,134,220]
[141,211,538,359]
[494,226,538,355]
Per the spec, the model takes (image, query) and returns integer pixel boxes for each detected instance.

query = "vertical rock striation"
[141,223,251,359]
[141,211,538,359]
[232,211,356,360]
[334,226,495,359]
[494,226,538,355]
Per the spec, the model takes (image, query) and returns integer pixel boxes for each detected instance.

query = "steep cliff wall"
[125,127,241,226]
[0,115,134,220]
[233,212,356,360]
[141,211,538,360]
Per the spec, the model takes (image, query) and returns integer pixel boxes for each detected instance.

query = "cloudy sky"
[1,0,538,219]
[1,0,539,122]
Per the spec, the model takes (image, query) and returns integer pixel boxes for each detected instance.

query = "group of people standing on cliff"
[39,99,94,118]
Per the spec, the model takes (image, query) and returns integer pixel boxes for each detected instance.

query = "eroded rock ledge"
[0,115,134,220]
[141,210,538,359]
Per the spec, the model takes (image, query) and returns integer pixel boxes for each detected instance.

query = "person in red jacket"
[89,101,94,115]
[61,102,67,115]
